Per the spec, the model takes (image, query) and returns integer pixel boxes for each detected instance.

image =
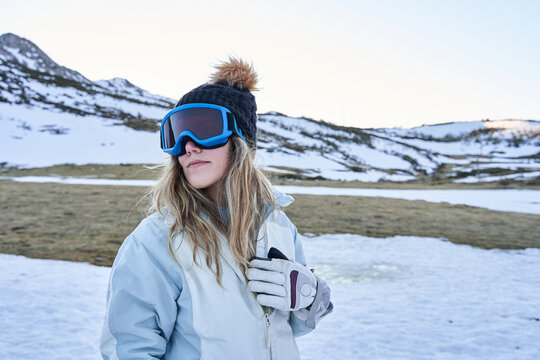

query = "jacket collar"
[261,186,294,222]
[273,186,295,208]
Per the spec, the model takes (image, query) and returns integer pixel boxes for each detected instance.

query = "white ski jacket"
[100,190,332,360]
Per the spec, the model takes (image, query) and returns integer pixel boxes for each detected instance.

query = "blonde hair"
[147,136,276,285]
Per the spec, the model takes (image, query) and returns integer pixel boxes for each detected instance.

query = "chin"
[186,176,216,190]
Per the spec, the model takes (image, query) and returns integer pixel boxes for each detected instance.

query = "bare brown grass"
[1,180,538,267]
[286,195,540,250]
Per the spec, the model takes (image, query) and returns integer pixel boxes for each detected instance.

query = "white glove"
[247,257,317,311]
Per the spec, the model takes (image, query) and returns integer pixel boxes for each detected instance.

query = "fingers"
[255,294,287,310]
[247,268,285,285]
[248,280,286,297]
[249,258,286,272]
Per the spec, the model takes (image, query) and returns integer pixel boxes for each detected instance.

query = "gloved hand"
[247,249,317,312]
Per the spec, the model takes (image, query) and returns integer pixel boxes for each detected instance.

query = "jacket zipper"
[260,216,272,358]
[265,308,272,359]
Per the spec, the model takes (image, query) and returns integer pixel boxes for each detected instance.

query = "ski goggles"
[160,103,245,156]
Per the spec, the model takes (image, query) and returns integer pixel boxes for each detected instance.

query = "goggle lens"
[162,107,225,150]
[170,108,223,142]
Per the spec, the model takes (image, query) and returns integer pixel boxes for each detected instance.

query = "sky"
[1,0,540,129]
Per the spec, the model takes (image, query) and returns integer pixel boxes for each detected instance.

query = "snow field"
[2,103,538,181]
[298,235,540,360]
[1,234,539,359]
[0,103,167,167]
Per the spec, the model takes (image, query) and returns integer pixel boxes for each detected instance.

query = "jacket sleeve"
[100,233,182,360]
[288,225,333,337]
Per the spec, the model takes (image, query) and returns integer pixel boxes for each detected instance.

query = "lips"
[188,160,209,168]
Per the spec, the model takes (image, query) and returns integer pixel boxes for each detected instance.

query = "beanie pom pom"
[210,56,258,91]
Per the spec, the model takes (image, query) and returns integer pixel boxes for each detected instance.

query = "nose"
[184,140,201,155]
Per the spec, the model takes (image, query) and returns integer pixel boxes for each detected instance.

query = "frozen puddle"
[1,233,540,360]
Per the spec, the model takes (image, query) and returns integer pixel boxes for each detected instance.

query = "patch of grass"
[286,194,540,250]
[399,133,464,142]
[31,94,93,117]
[299,117,374,146]
[0,180,538,268]
[0,180,148,266]
[514,152,540,160]
[117,117,159,132]
[18,66,98,95]
[263,169,326,181]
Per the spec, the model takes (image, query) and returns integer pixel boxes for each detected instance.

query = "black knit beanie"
[175,57,258,148]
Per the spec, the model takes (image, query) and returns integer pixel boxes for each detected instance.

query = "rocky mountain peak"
[0,33,174,112]
[0,32,88,82]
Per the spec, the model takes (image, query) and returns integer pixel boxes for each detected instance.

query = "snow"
[1,104,417,181]
[394,137,539,158]
[258,114,351,142]
[385,120,540,139]
[3,176,157,187]
[370,136,438,170]
[0,103,167,167]
[0,254,109,359]
[1,234,539,359]
[2,176,539,214]
[256,148,415,182]
[3,46,40,70]
[452,162,540,171]
[1,103,538,181]
[94,78,173,105]
[387,121,487,138]
[340,142,413,170]
[483,120,540,138]
[10,80,168,120]
[0,102,418,181]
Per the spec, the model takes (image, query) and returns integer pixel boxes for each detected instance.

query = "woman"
[100,57,333,360]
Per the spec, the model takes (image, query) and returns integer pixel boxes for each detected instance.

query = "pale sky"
[1,0,540,129]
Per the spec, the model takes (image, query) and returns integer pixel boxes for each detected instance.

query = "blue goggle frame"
[160,103,245,156]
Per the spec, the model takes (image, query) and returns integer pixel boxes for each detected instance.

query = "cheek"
[177,156,187,171]
[218,156,230,177]
[218,147,231,175]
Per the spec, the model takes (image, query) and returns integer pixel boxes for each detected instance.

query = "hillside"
[0,33,173,128]
[1,33,539,183]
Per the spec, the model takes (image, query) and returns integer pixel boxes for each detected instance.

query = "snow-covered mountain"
[1,33,539,183]
[255,115,540,182]
[0,33,173,128]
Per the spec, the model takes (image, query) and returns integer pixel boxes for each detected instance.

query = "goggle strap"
[226,112,234,133]
[227,112,244,139]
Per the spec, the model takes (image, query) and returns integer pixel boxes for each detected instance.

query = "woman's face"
[178,140,231,202]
